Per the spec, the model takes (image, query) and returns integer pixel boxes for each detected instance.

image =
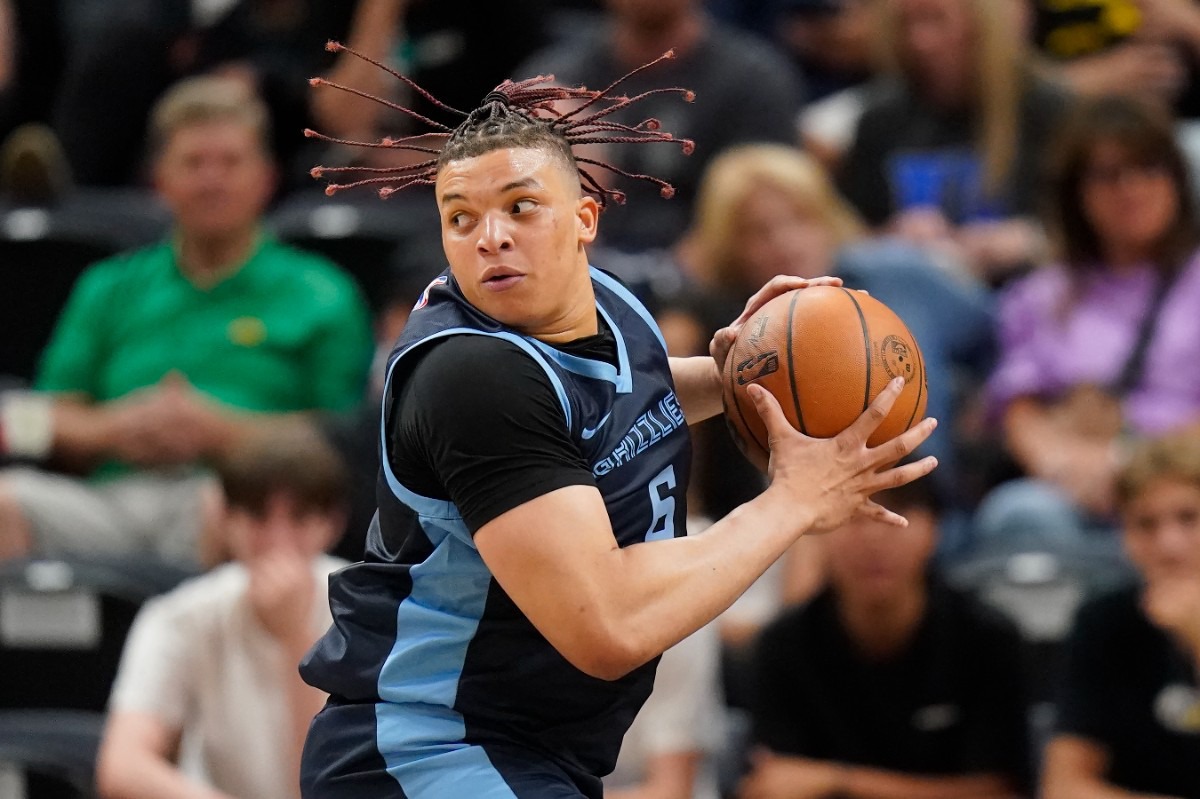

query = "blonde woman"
[836,0,1072,283]
[673,143,993,555]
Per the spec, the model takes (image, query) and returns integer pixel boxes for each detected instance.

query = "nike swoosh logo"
[581,412,613,440]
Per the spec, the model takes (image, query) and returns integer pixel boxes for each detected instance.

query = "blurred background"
[0,1,1198,798]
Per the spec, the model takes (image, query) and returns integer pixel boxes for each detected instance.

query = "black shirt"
[1056,587,1200,797]
[389,322,617,533]
[751,581,1030,785]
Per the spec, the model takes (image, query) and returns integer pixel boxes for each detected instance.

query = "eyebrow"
[439,177,543,205]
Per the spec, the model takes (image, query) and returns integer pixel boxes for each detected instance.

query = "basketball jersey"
[300,267,692,793]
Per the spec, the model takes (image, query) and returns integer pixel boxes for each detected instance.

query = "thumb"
[747,384,793,445]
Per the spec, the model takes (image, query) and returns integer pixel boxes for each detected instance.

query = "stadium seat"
[266,189,441,315]
[0,191,168,383]
[0,554,196,712]
[0,709,104,799]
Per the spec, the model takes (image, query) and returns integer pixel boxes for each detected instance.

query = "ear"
[576,195,600,245]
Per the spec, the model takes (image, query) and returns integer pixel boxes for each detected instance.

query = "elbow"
[559,622,652,682]
[94,749,126,799]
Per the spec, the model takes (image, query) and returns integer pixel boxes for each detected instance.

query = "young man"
[96,427,350,799]
[1041,434,1200,799]
[0,75,373,567]
[299,61,937,799]
[741,478,1029,799]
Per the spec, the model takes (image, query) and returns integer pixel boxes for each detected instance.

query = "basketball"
[722,286,927,471]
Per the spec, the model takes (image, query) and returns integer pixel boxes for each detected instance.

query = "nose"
[477,212,514,255]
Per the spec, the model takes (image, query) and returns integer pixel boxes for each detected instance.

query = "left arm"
[606,753,700,799]
[669,276,844,425]
[738,753,1015,799]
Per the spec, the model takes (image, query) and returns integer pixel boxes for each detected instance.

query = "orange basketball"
[722,286,927,472]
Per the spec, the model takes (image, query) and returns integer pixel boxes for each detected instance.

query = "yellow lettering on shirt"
[228,317,267,348]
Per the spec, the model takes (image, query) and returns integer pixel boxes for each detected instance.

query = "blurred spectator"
[978,95,1200,553]
[1029,0,1200,118]
[678,144,994,526]
[741,477,1030,799]
[52,0,355,189]
[605,619,725,799]
[837,0,1071,283]
[1041,433,1200,799]
[775,0,877,104]
[309,0,550,144]
[517,0,805,250]
[95,425,349,799]
[0,76,373,567]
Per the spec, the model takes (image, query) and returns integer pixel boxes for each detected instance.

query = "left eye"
[512,199,535,214]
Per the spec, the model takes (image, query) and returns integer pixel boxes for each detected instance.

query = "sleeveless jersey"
[300,266,692,797]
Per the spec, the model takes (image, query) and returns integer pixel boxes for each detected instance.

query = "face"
[1122,477,1200,587]
[825,502,937,605]
[734,185,838,288]
[154,120,275,239]
[437,147,600,340]
[1081,140,1179,260]
[225,493,339,564]
[779,0,875,73]
[605,0,696,29]
[892,0,974,106]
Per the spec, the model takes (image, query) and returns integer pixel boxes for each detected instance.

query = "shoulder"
[408,333,555,388]
[702,25,796,76]
[1071,586,1144,640]
[998,264,1070,316]
[73,242,171,292]
[936,583,1023,647]
[136,562,247,629]
[257,240,366,306]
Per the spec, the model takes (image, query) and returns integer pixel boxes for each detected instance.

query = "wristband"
[0,391,54,459]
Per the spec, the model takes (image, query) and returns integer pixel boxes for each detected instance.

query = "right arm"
[96,712,232,799]
[1041,736,1179,799]
[476,380,936,680]
[310,0,408,139]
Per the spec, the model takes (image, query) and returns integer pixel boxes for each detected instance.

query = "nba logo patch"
[414,275,449,310]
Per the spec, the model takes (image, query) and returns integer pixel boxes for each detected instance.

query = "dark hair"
[1047,95,1199,275]
[306,42,694,208]
[216,425,348,517]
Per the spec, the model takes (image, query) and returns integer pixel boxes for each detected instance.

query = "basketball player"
[298,46,938,799]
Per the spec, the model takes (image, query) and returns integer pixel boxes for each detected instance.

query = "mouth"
[481,266,526,292]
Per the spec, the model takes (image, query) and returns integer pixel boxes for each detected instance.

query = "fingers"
[747,384,795,447]
[858,499,909,528]
[734,275,844,326]
[841,377,905,446]
[869,416,938,468]
[867,454,939,495]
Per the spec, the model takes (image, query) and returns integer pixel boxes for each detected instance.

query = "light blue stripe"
[590,265,668,352]
[379,328,574,511]
[375,515,516,797]
[527,299,633,393]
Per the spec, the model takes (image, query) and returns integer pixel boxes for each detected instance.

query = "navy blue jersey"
[300,267,692,798]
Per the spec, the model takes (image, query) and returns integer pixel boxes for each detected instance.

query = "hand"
[748,376,938,533]
[1135,0,1200,47]
[954,218,1044,281]
[247,544,317,648]
[103,374,234,466]
[1065,42,1186,100]
[710,275,845,374]
[1143,578,1200,658]
[738,750,844,799]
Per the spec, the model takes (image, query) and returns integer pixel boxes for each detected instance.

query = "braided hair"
[306,42,694,207]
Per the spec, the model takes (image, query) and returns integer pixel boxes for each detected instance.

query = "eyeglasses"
[1083,162,1172,187]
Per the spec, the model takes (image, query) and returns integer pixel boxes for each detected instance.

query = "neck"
[177,226,260,287]
[1102,243,1154,271]
[532,252,598,344]
[836,584,927,660]
[613,11,705,66]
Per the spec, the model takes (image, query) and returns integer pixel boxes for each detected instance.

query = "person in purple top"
[975,95,1200,553]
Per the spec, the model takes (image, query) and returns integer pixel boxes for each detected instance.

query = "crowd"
[0,0,1197,798]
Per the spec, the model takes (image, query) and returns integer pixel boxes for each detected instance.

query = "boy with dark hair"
[96,427,350,799]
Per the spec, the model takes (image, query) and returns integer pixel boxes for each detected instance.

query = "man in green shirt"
[0,75,373,567]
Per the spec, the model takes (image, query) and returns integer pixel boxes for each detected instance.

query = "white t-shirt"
[109,555,344,799]
[605,623,725,799]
